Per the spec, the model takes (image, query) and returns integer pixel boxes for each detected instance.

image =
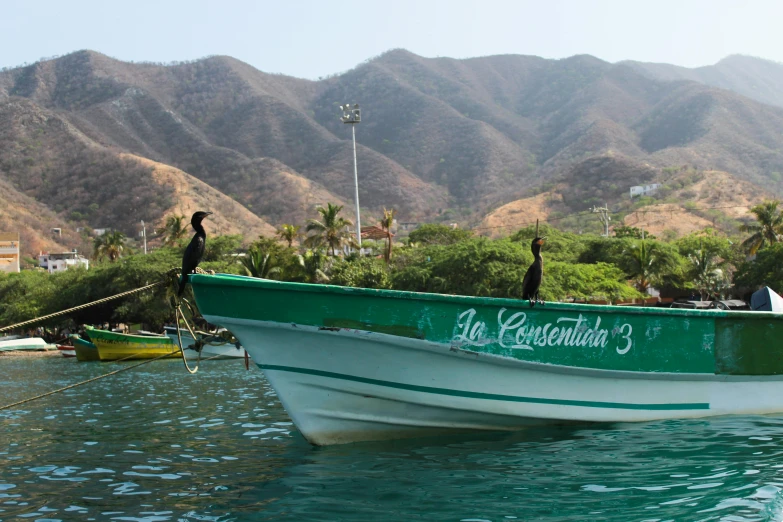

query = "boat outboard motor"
[710,300,750,311]
[750,286,783,312]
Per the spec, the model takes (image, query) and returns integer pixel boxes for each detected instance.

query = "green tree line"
[1,201,782,333]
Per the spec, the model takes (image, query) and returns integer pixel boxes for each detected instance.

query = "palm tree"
[740,200,783,255]
[92,235,106,261]
[624,240,679,293]
[239,248,282,279]
[304,203,355,256]
[296,249,330,283]
[93,231,126,262]
[687,241,730,300]
[276,224,301,248]
[158,215,189,246]
[380,208,396,264]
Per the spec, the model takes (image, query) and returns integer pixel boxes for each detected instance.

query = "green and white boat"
[70,335,100,362]
[191,273,783,446]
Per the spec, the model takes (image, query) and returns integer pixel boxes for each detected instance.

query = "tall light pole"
[141,220,147,254]
[340,103,362,250]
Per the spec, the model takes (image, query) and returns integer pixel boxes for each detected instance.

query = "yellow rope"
[0,267,227,409]
[0,349,182,412]
[0,281,166,333]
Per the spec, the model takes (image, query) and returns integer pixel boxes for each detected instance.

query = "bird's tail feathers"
[177,273,188,296]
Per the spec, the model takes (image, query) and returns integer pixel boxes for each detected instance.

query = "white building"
[0,233,20,273]
[39,251,90,273]
[630,183,661,198]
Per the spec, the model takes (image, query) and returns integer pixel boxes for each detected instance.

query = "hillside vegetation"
[481,163,777,238]
[2,50,783,252]
[624,55,783,110]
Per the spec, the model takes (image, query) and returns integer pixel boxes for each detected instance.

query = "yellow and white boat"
[84,326,180,361]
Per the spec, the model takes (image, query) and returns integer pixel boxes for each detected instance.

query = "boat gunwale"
[191,274,783,321]
[84,326,172,344]
[71,337,97,349]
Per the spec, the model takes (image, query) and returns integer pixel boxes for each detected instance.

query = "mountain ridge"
[2,49,783,257]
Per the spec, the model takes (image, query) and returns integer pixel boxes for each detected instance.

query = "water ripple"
[6,358,783,520]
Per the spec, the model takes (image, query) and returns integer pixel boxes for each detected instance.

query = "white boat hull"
[0,337,49,352]
[209,316,783,446]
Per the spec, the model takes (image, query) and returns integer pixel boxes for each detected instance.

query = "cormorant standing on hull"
[178,211,212,296]
[522,220,546,307]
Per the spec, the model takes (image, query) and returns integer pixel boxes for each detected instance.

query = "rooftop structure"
[0,233,20,273]
[361,225,394,241]
[39,250,90,273]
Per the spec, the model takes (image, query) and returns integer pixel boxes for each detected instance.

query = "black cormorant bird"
[522,226,546,307]
[178,211,212,296]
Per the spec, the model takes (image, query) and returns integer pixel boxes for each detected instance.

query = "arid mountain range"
[1,50,783,256]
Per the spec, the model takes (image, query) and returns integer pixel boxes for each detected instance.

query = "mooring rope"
[0,345,233,413]
[0,267,236,410]
[175,301,202,375]
[0,349,181,412]
[0,281,166,333]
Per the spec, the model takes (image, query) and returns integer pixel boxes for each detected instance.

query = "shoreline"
[0,350,62,358]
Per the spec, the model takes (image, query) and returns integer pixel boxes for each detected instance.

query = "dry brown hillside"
[124,155,276,240]
[480,168,775,238]
[622,171,775,237]
[622,204,714,237]
[478,191,565,238]
[623,55,783,110]
[0,178,86,257]
[3,49,783,241]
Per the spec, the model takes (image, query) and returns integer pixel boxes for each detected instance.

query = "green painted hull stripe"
[258,364,711,411]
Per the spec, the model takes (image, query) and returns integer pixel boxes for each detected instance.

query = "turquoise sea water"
[3,357,783,521]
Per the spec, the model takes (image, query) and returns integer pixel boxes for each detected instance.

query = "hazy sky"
[1,0,780,79]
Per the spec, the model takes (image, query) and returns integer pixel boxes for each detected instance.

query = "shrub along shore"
[2,201,782,334]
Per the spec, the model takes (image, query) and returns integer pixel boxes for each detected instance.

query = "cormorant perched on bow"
[178,211,212,296]
[522,222,546,307]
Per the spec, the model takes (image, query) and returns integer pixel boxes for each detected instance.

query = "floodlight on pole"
[341,102,362,250]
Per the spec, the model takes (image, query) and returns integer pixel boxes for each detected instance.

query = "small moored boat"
[0,337,50,352]
[85,326,180,361]
[191,274,783,446]
[85,326,224,361]
[70,335,100,362]
[57,344,76,358]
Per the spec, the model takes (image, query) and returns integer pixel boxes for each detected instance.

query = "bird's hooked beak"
[204,212,213,217]
[536,237,546,245]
